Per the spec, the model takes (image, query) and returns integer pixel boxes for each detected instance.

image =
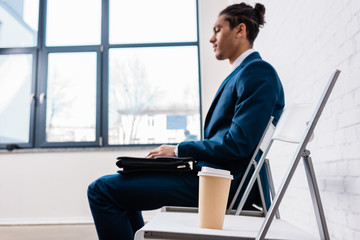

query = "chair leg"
[256,149,330,240]
[227,159,255,214]
[235,156,269,216]
[256,149,305,240]
[302,151,330,240]
[264,159,280,219]
[256,169,268,216]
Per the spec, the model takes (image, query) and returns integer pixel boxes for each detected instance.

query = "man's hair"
[220,2,265,46]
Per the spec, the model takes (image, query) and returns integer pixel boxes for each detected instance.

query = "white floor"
[0,209,161,240]
[0,224,98,240]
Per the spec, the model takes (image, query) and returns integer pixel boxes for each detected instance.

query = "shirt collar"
[230,48,257,72]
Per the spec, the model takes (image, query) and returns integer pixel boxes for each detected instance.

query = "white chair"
[135,70,341,240]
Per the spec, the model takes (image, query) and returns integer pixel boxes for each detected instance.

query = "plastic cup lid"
[197,167,233,180]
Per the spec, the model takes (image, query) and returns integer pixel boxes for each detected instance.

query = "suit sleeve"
[177,61,282,165]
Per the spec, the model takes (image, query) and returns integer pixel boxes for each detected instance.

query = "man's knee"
[87,178,101,205]
[87,174,137,214]
[87,174,124,206]
[87,176,112,205]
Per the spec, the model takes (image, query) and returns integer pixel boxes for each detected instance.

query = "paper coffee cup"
[197,167,233,229]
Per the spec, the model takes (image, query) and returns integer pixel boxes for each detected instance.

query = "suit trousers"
[87,171,201,240]
[87,170,251,240]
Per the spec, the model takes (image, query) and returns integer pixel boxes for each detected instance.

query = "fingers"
[146,146,161,158]
[146,149,158,158]
[146,145,176,158]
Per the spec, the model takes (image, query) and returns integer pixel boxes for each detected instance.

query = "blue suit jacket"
[178,52,285,175]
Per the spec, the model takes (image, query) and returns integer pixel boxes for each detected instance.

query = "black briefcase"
[116,156,196,173]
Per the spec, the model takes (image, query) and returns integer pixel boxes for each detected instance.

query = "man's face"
[209,15,239,62]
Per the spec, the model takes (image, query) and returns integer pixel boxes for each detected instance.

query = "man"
[88,3,284,240]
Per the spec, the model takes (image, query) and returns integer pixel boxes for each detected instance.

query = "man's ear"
[235,23,247,38]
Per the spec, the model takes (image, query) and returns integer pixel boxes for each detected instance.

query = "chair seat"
[135,212,317,240]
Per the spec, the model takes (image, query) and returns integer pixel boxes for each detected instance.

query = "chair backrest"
[251,116,276,159]
[259,122,276,151]
[229,103,323,216]
[271,103,313,143]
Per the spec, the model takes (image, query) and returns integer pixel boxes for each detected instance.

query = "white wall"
[198,0,230,123]
[0,150,146,224]
[0,0,231,225]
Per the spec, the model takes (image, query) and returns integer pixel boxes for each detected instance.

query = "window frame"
[0,0,202,150]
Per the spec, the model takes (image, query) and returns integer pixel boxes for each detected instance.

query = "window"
[0,0,38,147]
[0,0,39,48]
[46,0,101,46]
[0,54,33,144]
[46,52,97,142]
[108,46,200,145]
[109,0,197,44]
[0,0,201,149]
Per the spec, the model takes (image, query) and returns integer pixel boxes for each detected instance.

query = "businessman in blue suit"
[88,3,284,240]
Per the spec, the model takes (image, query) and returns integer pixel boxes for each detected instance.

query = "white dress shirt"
[230,48,256,73]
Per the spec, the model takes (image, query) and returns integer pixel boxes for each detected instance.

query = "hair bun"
[254,3,265,26]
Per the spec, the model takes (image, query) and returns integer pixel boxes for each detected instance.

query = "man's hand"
[146,145,176,158]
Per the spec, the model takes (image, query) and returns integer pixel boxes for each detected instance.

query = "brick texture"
[247,0,360,239]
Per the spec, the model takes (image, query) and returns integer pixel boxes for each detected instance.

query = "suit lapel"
[203,52,262,133]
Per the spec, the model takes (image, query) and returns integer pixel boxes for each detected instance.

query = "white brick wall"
[244,0,360,239]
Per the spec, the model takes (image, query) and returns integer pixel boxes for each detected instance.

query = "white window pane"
[109,0,197,44]
[0,0,39,47]
[46,52,97,142]
[0,54,32,143]
[46,0,101,46]
[108,46,200,145]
